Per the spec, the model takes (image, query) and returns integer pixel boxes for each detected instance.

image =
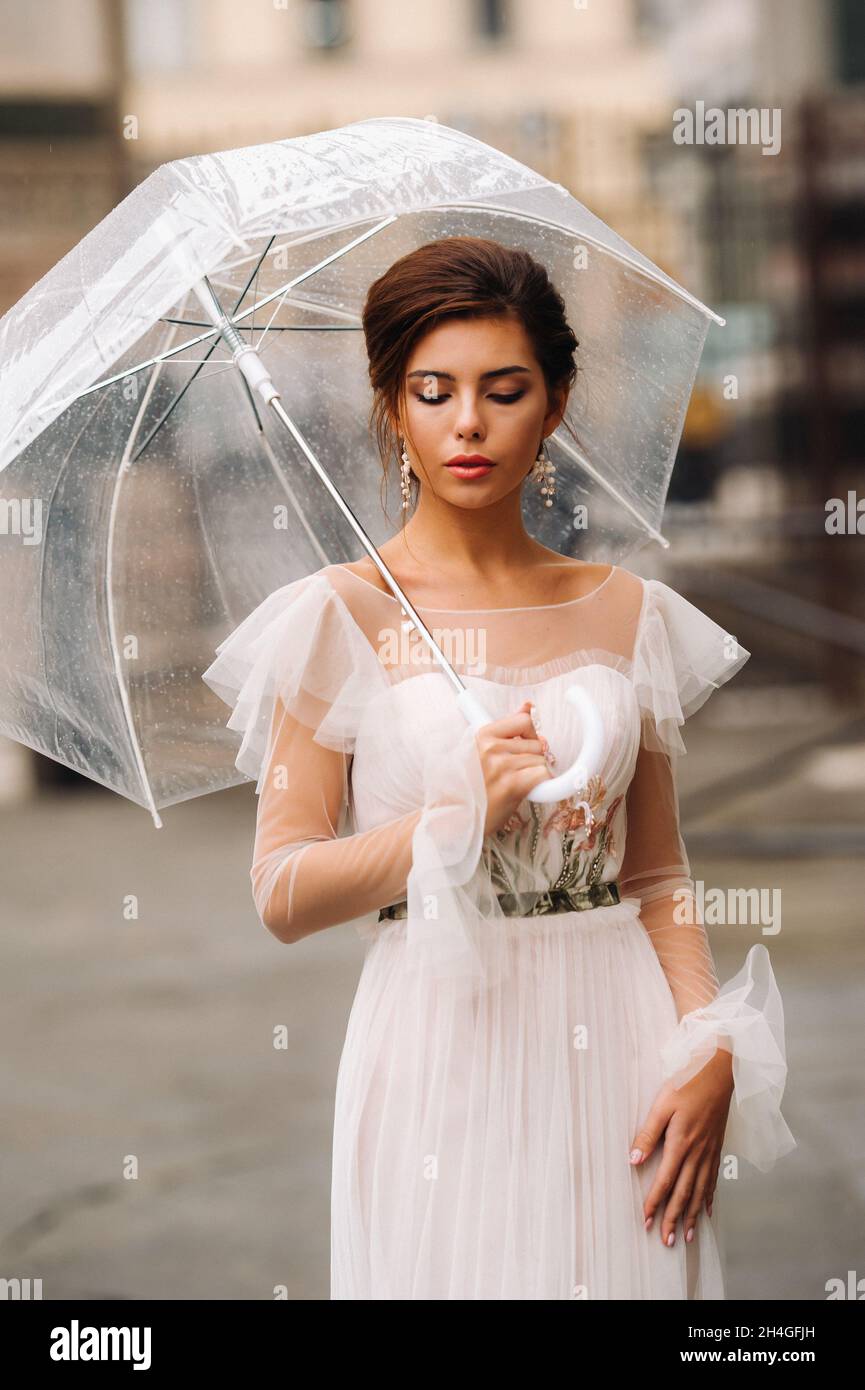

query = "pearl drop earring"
[399,439,413,510]
[531,438,556,507]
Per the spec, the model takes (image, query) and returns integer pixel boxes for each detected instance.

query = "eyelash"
[413,391,525,405]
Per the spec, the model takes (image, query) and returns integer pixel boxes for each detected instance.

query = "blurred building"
[1,0,863,802]
[0,0,851,301]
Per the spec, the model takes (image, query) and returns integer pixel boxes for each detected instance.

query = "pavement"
[0,703,862,1301]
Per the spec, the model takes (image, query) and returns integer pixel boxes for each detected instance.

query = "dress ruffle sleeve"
[659,944,796,1172]
[631,578,751,757]
[201,572,387,791]
[626,577,796,1173]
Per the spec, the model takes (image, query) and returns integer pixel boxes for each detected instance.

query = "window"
[632,0,685,43]
[834,0,865,83]
[475,0,507,42]
[303,0,350,50]
[124,0,193,73]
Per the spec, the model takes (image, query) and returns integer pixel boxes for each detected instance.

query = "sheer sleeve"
[250,691,421,942]
[619,740,721,1020]
[622,579,796,1172]
[201,572,421,944]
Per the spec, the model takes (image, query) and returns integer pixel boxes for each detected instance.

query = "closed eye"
[413,391,525,405]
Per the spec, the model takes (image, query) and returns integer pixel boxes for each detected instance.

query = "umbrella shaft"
[267,397,467,702]
[195,275,244,354]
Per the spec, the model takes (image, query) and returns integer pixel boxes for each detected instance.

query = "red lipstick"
[445,454,495,479]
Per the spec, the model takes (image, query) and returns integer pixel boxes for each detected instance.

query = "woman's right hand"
[474,700,553,836]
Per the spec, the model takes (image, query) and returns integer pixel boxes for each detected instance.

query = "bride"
[203,235,795,1299]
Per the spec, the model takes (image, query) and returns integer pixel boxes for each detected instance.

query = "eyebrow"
[406,365,531,382]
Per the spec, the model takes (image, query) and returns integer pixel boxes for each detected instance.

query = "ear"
[386,400,404,443]
[543,382,570,435]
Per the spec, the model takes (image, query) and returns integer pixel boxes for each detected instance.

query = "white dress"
[202,561,796,1301]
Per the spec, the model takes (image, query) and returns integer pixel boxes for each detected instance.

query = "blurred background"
[0,0,862,1301]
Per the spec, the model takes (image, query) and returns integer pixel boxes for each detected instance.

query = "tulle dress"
[202,560,796,1301]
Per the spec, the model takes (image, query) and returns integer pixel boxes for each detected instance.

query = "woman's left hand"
[629,1047,735,1247]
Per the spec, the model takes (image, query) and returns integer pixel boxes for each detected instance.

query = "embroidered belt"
[378,880,621,922]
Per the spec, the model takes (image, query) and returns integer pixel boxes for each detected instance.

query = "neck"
[396,481,547,579]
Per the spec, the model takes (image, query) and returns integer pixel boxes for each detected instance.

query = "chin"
[442,488,504,510]
[439,474,520,506]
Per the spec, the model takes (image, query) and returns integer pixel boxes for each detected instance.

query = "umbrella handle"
[455,684,603,805]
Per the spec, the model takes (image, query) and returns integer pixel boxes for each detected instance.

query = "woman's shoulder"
[261,563,374,614]
[312,562,399,626]
[319,558,385,594]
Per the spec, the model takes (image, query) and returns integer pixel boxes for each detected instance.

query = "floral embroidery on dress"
[481,698,624,903]
[544,777,624,854]
[486,779,624,899]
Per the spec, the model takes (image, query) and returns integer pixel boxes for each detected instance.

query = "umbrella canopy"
[0,115,723,822]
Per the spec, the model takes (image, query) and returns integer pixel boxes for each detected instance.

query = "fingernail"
[644,1215,653,1230]
[629,1148,642,1164]
[666,1232,675,1247]
[685,1226,694,1243]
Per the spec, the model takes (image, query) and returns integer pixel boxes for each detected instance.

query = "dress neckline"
[336,561,618,613]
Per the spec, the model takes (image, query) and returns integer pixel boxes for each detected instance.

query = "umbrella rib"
[158,319,360,330]
[106,335,182,828]
[222,230,275,365]
[36,391,114,777]
[247,241,263,348]
[254,426,331,569]
[59,215,395,410]
[234,234,275,314]
[229,214,396,330]
[130,240,276,460]
[129,322,223,462]
[550,431,669,548]
[449,199,726,326]
[50,323,229,408]
[231,215,394,356]
[278,294,363,325]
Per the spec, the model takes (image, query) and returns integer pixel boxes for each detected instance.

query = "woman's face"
[396,314,567,509]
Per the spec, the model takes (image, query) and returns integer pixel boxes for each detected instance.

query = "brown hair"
[361,236,580,520]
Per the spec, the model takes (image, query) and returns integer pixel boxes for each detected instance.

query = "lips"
[446,455,494,466]
[445,458,495,479]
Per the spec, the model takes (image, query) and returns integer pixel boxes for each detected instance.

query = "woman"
[203,237,795,1300]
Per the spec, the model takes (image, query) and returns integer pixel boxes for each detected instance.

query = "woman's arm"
[619,738,723,1022]
[252,695,422,944]
[619,734,734,1247]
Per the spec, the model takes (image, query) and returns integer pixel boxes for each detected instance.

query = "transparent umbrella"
[0,115,723,825]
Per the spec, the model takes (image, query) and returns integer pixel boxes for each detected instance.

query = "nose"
[454,390,485,442]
